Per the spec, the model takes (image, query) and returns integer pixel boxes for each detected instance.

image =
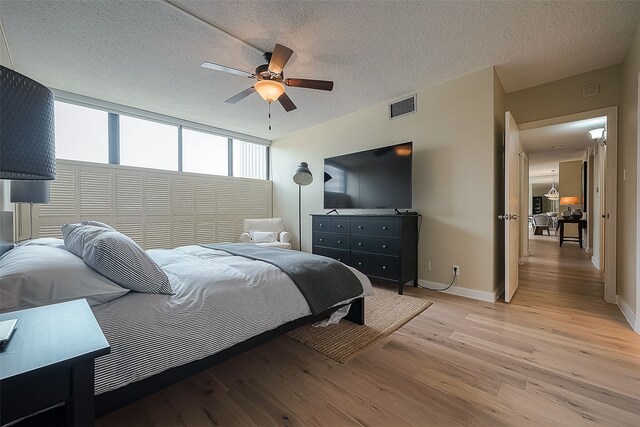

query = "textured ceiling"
[524,117,606,182]
[1,1,638,140]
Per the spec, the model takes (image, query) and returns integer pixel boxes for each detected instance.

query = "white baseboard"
[591,256,600,270]
[616,295,638,333]
[418,279,499,303]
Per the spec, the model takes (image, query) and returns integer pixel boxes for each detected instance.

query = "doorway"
[506,107,618,304]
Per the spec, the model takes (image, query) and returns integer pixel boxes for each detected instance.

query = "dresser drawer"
[351,253,400,280]
[351,236,400,256]
[374,219,401,237]
[313,232,350,250]
[351,219,373,236]
[331,218,350,234]
[313,246,350,265]
[313,217,330,232]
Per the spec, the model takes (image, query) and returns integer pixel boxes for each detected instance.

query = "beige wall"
[505,64,621,125]
[272,68,499,295]
[620,20,640,315]
[559,160,583,209]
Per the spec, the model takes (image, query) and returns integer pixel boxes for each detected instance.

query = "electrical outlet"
[424,261,431,271]
[452,265,460,276]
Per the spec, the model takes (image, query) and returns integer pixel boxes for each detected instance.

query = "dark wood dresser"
[311,214,419,294]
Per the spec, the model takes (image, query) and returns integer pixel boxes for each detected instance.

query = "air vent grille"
[389,94,416,119]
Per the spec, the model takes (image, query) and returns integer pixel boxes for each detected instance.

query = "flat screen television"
[324,142,412,209]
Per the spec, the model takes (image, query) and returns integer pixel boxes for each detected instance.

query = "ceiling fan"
[201,43,334,113]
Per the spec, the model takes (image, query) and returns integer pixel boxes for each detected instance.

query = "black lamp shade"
[293,162,313,186]
[1,66,56,180]
[10,180,50,204]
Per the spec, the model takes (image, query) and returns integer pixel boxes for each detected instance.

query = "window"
[52,94,270,179]
[120,115,178,171]
[233,140,268,179]
[54,101,109,163]
[182,129,228,176]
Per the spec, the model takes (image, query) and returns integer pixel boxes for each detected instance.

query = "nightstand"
[0,299,110,426]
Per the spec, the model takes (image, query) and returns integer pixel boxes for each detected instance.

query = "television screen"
[324,142,412,209]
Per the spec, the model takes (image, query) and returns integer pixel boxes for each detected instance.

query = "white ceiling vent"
[389,94,417,120]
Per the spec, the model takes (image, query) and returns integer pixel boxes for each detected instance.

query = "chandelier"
[545,169,559,200]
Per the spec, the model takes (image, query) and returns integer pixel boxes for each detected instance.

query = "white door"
[503,112,521,302]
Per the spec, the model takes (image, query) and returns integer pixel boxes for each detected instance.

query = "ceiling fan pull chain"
[268,102,272,131]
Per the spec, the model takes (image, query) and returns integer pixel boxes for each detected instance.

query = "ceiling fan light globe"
[255,80,285,103]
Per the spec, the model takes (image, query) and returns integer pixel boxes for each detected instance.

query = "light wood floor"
[97,237,640,426]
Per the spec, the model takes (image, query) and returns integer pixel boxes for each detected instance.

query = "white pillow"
[250,231,277,243]
[0,243,129,312]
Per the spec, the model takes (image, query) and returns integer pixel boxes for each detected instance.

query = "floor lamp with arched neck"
[293,162,313,251]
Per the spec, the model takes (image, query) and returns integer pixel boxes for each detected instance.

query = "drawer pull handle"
[338,224,342,228]
[382,266,387,270]
[382,226,389,230]
[337,240,342,244]
[358,262,362,266]
[382,244,387,248]
[320,224,324,227]
[358,242,363,246]
[358,225,364,229]
[319,238,324,242]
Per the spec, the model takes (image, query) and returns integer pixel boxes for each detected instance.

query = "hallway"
[517,233,613,321]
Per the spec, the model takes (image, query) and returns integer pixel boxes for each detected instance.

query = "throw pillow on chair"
[250,231,277,243]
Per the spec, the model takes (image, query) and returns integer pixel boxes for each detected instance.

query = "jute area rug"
[287,287,432,363]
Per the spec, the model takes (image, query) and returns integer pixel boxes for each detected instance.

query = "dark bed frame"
[94,297,364,417]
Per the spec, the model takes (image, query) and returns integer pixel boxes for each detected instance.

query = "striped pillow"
[82,230,173,295]
[62,223,110,258]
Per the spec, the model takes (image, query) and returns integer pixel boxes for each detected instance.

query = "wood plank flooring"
[97,236,640,426]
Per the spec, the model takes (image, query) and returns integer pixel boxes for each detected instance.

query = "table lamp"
[1,66,56,249]
[11,180,51,240]
[0,66,54,346]
[560,196,581,220]
[1,66,56,180]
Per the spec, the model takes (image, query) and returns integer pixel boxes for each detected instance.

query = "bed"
[0,232,373,417]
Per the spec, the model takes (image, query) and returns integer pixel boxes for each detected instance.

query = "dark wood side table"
[0,299,110,426]
[557,218,587,248]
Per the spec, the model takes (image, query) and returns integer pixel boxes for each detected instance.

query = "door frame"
[636,72,639,331]
[520,152,529,260]
[519,106,618,304]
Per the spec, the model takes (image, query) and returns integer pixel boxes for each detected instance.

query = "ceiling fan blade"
[225,86,256,104]
[201,61,254,78]
[278,92,297,112]
[268,44,294,74]
[284,78,334,91]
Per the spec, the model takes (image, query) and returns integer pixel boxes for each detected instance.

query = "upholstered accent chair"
[239,217,292,249]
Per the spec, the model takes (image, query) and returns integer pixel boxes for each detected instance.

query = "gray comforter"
[202,243,363,314]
